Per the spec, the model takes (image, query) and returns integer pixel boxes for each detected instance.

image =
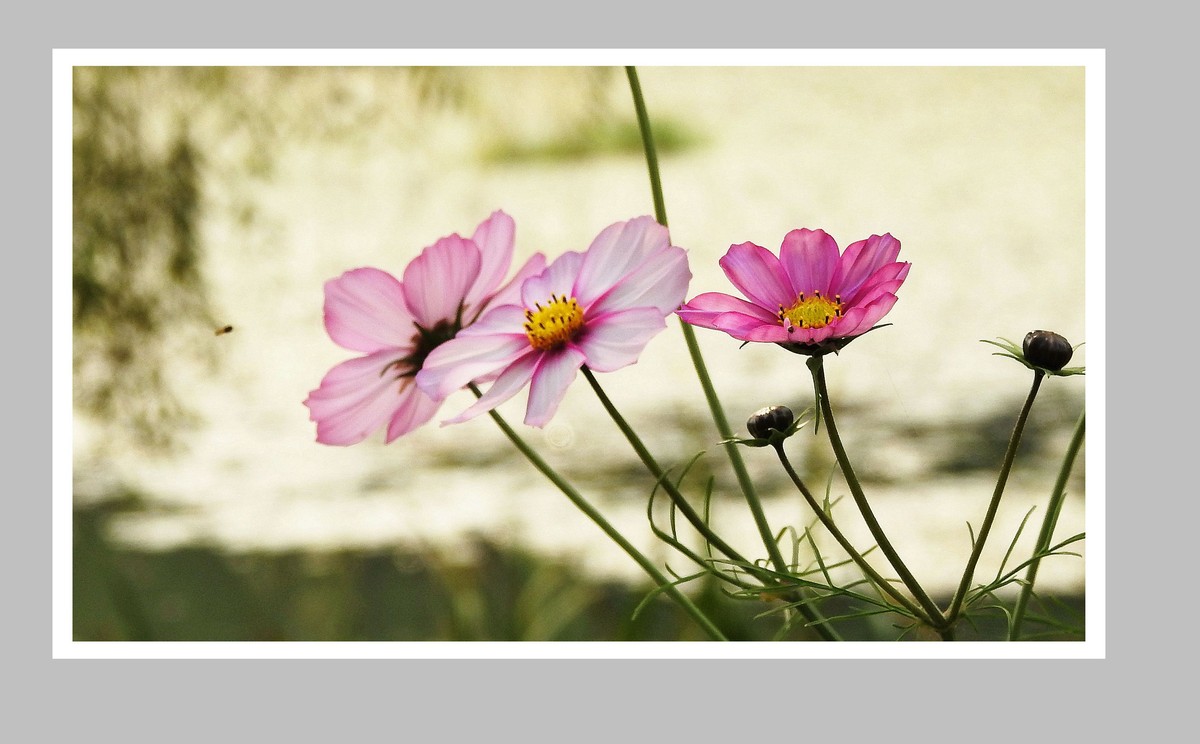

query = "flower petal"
[829,233,902,300]
[573,217,670,307]
[586,245,691,317]
[736,319,791,343]
[441,352,539,425]
[844,269,908,312]
[322,268,417,354]
[415,306,533,400]
[842,261,910,307]
[710,312,789,342]
[471,252,547,321]
[718,242,794,311]
[833,293,899,337]
[779,228,840,296]
[385,385,443,442]
[525,346,587,427]
[402,234,482,328]
[677,291,779,326]
[521,251,584,307]
[463,210,516,310]
[574,307,667,372]
[678,293,789,341]
[457,302,535,337]
[304,350,411,446]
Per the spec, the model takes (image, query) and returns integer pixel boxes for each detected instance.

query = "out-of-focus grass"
[74,494,1083,642]
[73,497,794,641]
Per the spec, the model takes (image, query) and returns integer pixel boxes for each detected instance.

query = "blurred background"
[72,65,1087,641]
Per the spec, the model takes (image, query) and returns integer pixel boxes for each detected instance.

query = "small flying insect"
[215,325,234,336]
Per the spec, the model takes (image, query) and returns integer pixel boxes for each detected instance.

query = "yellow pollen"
[777,292,843,333]
[524,294,584,351]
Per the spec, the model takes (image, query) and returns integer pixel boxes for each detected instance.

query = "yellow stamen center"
[777,291,843,333]
[524,294,584,351]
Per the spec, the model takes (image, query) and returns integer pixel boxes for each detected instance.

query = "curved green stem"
[470,385,728,641]
[808,355,947,628]
[946,371,1045,623]
[773,444,933,624]
[581,367,841,640]
[1009,409,1085,640]
[578,369,751,568]
[679,321,788,565]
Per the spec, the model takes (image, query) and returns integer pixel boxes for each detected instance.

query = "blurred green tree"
[73,67,217,452]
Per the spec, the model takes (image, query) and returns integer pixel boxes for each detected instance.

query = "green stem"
[625,64,836,637]
[1009,410,1085,640]
[626,65,839,639]
[581,367,841,641]
[578,369,750,568]
[627,63,772,550]
[625,67,667,226]
[679,321,788,568]
[946,371,1045,623]
[471,385,728,641]
[626,64,782,568]
[808,355,947,628]
[773,444,933,624]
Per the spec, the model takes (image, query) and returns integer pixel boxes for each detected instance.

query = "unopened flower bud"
[747,405,795,440]
[1023,330,1073,371]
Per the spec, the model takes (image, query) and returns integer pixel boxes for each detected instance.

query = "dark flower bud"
[747,405,795,440]
[1023,330,1074,371]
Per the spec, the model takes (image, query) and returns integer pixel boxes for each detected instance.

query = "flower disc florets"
[524,294,585,351]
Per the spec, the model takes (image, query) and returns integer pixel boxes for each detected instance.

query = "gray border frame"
[27,0,1170,737]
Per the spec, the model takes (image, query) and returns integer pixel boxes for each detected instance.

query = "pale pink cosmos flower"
[416,216,690,427]
[677,228,909,355]
[304,211,546,445]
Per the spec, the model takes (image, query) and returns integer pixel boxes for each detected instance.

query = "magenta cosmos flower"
[416,216,690,427]
[303,211,546,445]
[677,228,909,355]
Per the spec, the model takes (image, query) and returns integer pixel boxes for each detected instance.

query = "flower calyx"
[775,323,892,357]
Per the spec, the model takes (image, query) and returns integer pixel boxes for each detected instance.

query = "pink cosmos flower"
[416,216,690,427]
[676,228,910,355]
[303,211,546,445]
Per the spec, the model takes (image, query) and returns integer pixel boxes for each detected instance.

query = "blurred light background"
[72,65,1087,641]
